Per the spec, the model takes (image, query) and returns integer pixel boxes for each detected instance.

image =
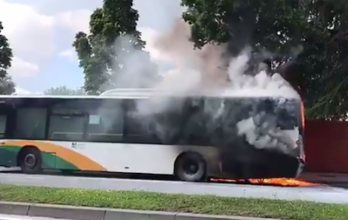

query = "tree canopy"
[73,0,158,95]
[181,0,348,119]
[0,21,16,95]
[44,86,86,95]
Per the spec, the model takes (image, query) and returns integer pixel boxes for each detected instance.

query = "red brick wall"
[305,120,348,173]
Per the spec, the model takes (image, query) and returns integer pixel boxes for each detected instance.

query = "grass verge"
[0,184,346,220]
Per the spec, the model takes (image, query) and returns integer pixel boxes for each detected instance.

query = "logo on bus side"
[72,142,77,149]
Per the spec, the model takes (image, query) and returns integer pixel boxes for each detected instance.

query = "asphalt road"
[0,214,72,220]
[0,170,348,204]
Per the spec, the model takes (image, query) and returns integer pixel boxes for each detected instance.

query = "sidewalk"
[300,172,348,183]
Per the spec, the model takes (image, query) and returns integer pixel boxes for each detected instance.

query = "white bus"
[0,89,305,182]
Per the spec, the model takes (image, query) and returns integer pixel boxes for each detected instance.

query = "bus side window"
[0,115,7,139]
[125,107,156,144]
[124,100,162,144]
[275,100,298,130]
[14,108,47,139]
[276,108,297,129]
[86,106,124,143]
[180,98,208,146]
[47,105,85,141]
[48,114,85,141]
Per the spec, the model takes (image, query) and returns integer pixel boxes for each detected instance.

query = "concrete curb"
[0,201,280,220]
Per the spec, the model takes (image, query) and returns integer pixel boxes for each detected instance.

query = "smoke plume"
[102,17,301,157]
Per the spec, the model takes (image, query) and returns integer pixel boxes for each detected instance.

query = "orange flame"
[211,178,319,186]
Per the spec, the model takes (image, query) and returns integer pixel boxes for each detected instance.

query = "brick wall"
[305,120,348,173]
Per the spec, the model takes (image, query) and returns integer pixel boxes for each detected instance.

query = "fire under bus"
[0,89,306,185]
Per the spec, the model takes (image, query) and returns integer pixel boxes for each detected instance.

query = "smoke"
[101,16,302,156]
[152,19,228,88]
[100,35,162,91]
[104,18,300,99]
[139,19,299,98]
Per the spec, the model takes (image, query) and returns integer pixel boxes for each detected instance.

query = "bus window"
[180,98,208,146]
[273,99,298,130]
[125,100,161,144]
[125,110,144,140]
[14,108,47,139]
[49,115,85,141]
[48,106,85,141]
[276,108,297,129]
[136,97,208,146]
[86,106,124,142]
[0,115,7,138]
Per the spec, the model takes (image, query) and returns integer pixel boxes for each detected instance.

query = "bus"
[0,89,305,182]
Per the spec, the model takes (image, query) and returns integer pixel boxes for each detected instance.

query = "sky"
[0,0,183,94]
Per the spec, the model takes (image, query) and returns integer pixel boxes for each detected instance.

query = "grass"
[0,184,347,220]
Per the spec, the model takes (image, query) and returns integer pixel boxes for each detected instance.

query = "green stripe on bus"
[41,151,79,170]
[0,146,79,170]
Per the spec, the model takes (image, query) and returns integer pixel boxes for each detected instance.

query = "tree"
[0,21,15,95]
[44,86,86,95]
[73,0,158,95]
[181,0,348,119]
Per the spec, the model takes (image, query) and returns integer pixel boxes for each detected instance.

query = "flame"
[210,178,319,186]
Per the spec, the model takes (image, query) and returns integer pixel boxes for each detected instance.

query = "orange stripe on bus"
[3,141,105,171]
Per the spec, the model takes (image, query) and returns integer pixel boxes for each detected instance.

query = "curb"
[0,201,281,220]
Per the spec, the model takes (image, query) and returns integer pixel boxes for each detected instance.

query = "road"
[0,171,348,204]
[0,214,72,220]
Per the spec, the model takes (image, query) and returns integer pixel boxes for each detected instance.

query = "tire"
[19,147,42,174]
[174,153,206,182]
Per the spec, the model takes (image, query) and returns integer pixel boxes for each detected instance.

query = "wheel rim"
[183,159,200,175]
[24,154,36,168]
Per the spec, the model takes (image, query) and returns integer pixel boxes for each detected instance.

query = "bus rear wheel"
[174,153,206,182]
[18,147,42,174]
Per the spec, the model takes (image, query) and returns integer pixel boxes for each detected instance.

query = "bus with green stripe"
[0,88,305,182]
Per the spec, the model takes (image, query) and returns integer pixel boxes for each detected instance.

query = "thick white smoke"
[104,17,301,155]
[105,19,300,99]
[100,35,162,90]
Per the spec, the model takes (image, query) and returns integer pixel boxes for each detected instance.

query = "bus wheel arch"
[174,151,207,182]
[17,146,42,174]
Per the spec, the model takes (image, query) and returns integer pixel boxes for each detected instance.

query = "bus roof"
[6,88,300,100]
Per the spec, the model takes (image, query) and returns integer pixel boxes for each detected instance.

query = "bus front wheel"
[174,152,206,182]
[18,147,42,174]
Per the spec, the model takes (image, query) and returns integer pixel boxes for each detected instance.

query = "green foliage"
[44,86,86,96]
[73,0,157,95]
[181,0,348,119]
[0,21,16,95]
[1,184,348,220]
